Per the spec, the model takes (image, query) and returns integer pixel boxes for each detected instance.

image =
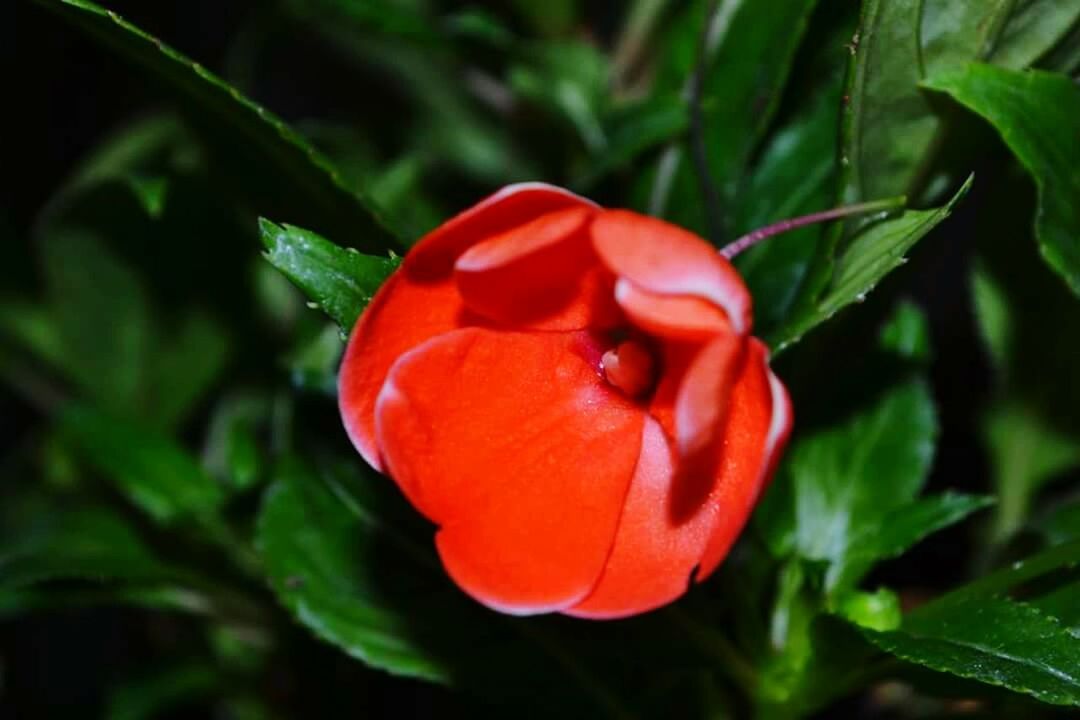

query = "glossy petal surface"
[615,279,732,341]
[591,210,753,333]
[454,207,619,329]
[566,417,717,619]
[338,272,468,474]
[374,328,644,614]
[696,339,777,579]
[406,183,596,280]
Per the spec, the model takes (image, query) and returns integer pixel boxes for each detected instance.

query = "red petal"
[374,328,644,614]
[406,183,597,280]
[696,339,783,580]
[675,335,743,464]
[615,279,732,340]
[565,417,717,619]
[591,210,753,333]
[338,272,469,478]
[454,207,620,330]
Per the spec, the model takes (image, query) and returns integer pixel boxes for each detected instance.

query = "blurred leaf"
[1037,499,1080,546]
[991,1,1080,69]
[287,324,345,395]
[650,0,819,236]
[1042,18,1080,74]
[924,64,1080,295]
[983,403,1080,541]
[202,391,269,493]
[260,219,399,332]
[151,312,230,430]
[772,176,972,351]
[732,76,842,336]
[42,229,151,414]
[0,505,175,589]
[32,0,400,252]
[256,456,628,715]
[864,595,1080,706]
[836,587,901,632]
[971,262,1012,372]
[829,493,993,592]
[573,94,688,190]
[106,664,219,720]
[510,41,610,152]
[61,405,224,524]
[922,1,1080,77]
[759,380,938,588]
[878,299,931,362]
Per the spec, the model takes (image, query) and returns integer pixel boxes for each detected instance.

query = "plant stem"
[719,195,907,259]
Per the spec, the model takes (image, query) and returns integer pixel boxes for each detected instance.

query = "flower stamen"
[601,340,657,398]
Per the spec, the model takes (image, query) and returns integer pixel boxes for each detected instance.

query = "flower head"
[339,183,792,619]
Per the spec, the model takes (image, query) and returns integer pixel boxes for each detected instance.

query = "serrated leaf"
[260,219,399,332]
[32,0,400,252]
[61,405,225,524]
[0,506,175,589]
[771,176,971,351]
[864,595,1080,706]
[255,456,628,715]
[923,64,1080,295]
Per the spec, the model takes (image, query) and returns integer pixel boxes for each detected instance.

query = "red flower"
[339,183,792,619]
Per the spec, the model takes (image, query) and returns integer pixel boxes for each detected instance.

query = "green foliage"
[924,64,1080,295]
[6,0,1080,716]
[260,219,400,332]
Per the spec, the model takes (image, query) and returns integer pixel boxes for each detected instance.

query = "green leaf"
[733,77,842,337]
[836,587,902,632]
[1038,500,1080,546]
[42,228,152,414]
[865,595,1080,706]
[983,402,1080,541]
[841,0,937,202]
[202,391,269,493]
[759,379,943,592]
[106,664,219,720]
[990,1,1080,70]
[32,0,400,252]
[649,0,820,237]
[971,262,1013,372]
[878,299,932,362]
[923,64,1080,295]
[771,176,972,351]
[830,493,993,592]
[260,219,399,332]
[150,312,230,430]
[1032,581,1080,636]
[61,405,224,524]
[0,505,175,589]
[256,456,628,714]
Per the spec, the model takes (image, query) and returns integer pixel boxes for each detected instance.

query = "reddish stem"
[719,196,907,259]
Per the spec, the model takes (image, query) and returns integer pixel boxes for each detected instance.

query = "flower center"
[601,339,657,398]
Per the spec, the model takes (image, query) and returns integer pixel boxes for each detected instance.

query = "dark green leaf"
[733,78,842,337]
[151,312,230,430]
[260,219,399,332]
[32,0,400,252]
[878,299,932,362]
[983,402,1080,541]
[771,176,971,351]
[1037,500,1080,546]
[649,0,819,237]
[865,595,1080,706]
[106,665,220,720]
[923,64,1080,295]
[970,262,1012,372]
[991,1,1080,70]
[0,505,175,589]
[202,391,270,493]
[256,456,628,715]
[61,405,224,524]
[42,229,151,414]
